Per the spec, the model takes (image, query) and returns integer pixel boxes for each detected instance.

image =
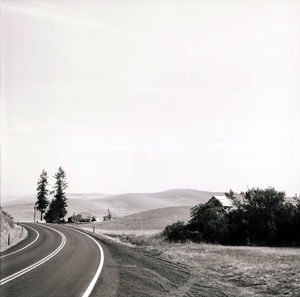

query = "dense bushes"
[189,202,230,244]
[163,221,189,242]
[163,188,300,246]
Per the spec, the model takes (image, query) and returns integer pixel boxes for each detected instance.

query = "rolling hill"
[1,189,221,222]
[85,189,224,217]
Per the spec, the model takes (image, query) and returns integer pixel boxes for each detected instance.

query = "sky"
[1,0,300,197]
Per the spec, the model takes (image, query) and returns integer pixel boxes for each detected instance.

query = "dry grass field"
[159,243,300,297]
[99,232,300,297]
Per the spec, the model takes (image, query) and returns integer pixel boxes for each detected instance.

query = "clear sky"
[1,0,299,196]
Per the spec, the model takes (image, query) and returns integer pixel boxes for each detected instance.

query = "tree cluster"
[35,167,68,223]
[163,187,300,246]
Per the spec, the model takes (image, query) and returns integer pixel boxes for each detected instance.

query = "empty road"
[1,223,190,297]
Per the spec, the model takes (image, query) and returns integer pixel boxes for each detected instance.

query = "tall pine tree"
[44,167,68,223]
[53,167,68,222]
[36,170,49,221]
[44,198,59,223]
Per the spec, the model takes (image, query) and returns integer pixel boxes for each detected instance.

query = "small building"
[68,212,95,223]
[68,213,82,223]
[103,209,112,222]
[207,195,233,211]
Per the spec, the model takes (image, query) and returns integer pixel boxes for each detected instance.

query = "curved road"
[0,223,103,297]
[1,223,191,297]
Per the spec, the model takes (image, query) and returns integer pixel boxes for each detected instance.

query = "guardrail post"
[8,233,10,246]
[93,226,95,233]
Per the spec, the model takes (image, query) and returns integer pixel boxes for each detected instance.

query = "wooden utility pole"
[34,205,37,222]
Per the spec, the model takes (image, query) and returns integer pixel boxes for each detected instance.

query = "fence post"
[8,233,10,246]
[93,226,95,233]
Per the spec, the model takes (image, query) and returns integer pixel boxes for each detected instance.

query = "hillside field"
[83,206,192,235]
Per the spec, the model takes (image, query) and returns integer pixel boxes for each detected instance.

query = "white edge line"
[0,225,40,259]
[64,226,104,297]
[0,224,66,286]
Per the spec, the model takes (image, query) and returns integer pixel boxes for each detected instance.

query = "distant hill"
[88,188,224,218]
[86,206,192,231]
[2,188,296,223]
[1,194,36,205]
[1,193,110,205]
[1,188,221,222]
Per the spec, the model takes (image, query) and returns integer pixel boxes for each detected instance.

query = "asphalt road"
[0,223,191,297]
[0,223,102,297]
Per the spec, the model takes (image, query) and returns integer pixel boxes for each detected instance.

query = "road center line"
[0,225,40,259]
[0,224,66,286]
[64,226,104,297]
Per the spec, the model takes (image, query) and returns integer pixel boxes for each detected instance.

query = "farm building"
[207,195,233,211]
[68,212,95,223]
[68,213,82,223]
[103,209,112,222]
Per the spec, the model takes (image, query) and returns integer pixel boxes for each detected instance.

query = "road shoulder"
[74,227,191,297]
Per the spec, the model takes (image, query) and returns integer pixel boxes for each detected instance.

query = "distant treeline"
[163,188,300,246]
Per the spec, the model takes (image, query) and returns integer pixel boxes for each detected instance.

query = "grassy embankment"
[0,208,28,252]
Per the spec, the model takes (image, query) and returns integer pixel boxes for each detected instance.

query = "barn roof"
[213,195,233,207]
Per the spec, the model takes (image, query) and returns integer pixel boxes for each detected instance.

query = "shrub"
[163,221,188,242]
[188,202,229,244]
